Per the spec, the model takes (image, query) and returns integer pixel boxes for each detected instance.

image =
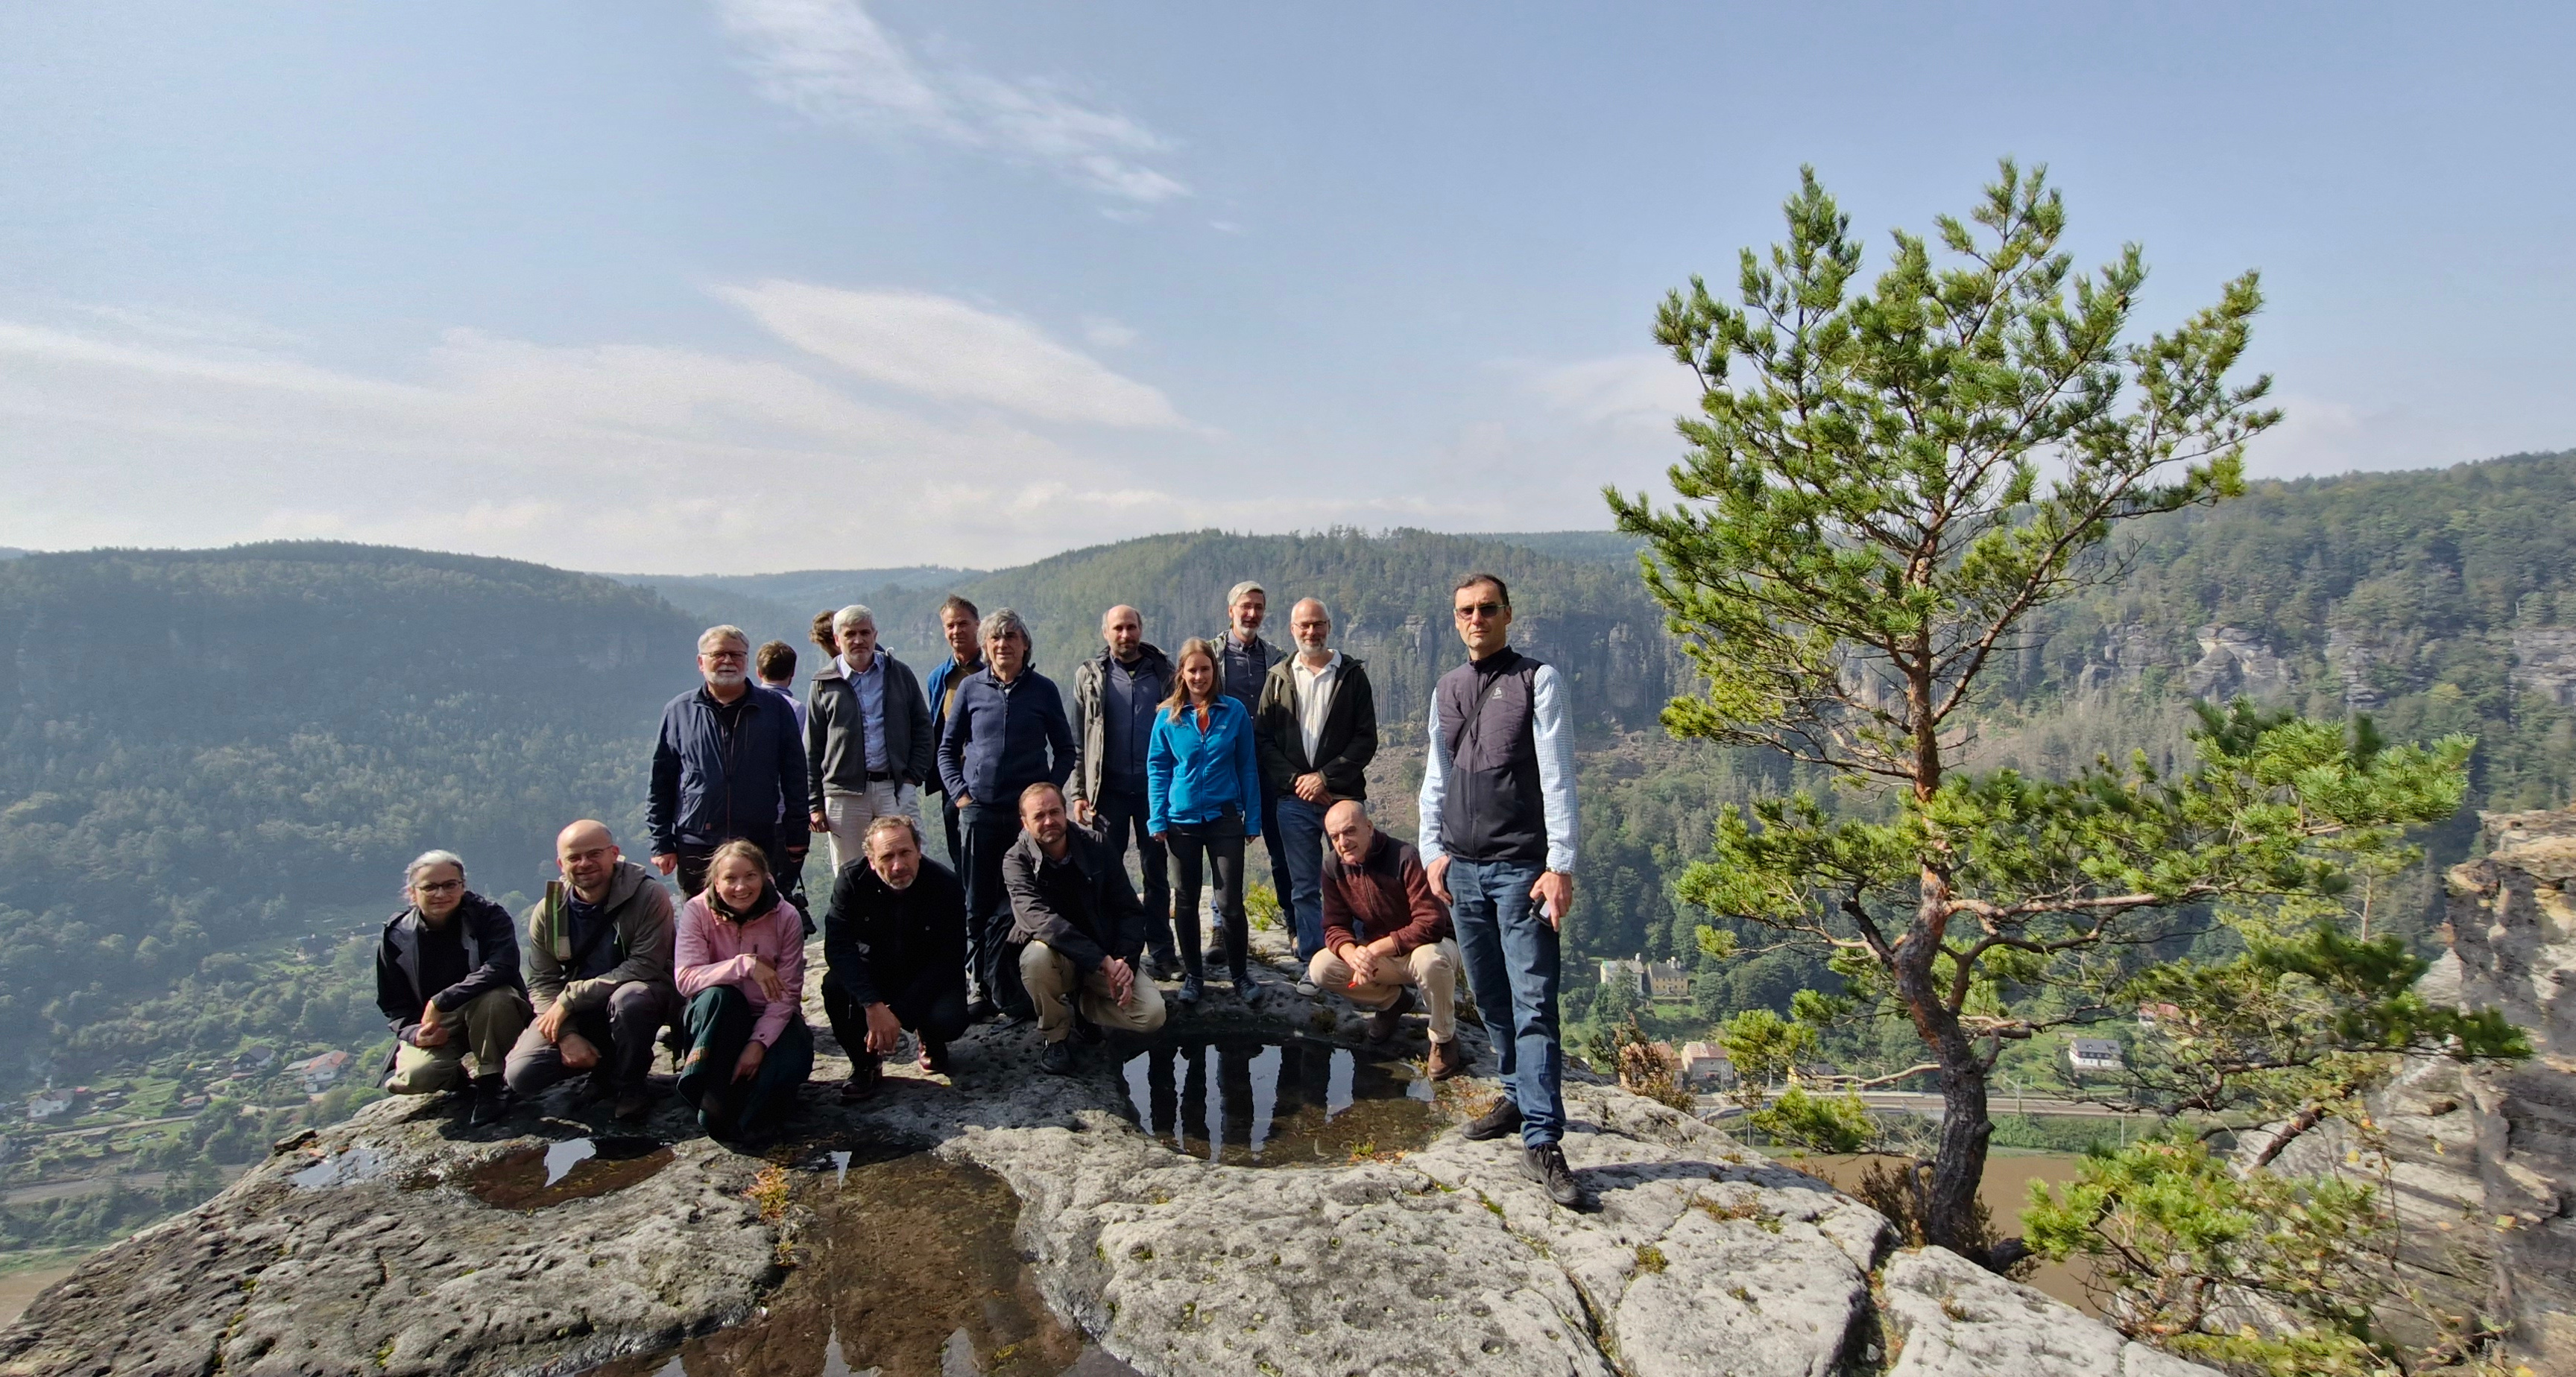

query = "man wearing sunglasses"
[1418,572,1585,1208]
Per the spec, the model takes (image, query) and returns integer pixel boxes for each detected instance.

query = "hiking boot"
[1365,989,1419,1045]
[612,1088,654,1123]
[1148,951,1182,981]
[695,1084,733,1142]
[1178,972,1204,1004]
[966,997,1000,1024]
[1038,1039,1076,1076]
[841,1054,881,1103]
[467,1076,514,1127]
[918,1040,950,1074]
[1427,1039,1471,1081]
[1462,1098,1522,1142]
[1521,1142,1585,1209]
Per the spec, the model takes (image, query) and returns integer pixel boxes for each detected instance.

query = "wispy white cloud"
[1081,316,1138,349]
[1524,350,1701,431]
[0,299,1264,571]
[711,0,1187,205]
[716,279,1184,429]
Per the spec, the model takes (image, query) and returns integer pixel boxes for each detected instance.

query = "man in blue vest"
[1418,572,1585,1208]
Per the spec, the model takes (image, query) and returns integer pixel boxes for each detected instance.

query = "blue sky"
[1,2,2566,573]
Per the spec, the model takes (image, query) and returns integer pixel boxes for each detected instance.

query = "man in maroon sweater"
[1309,800,1470,1079]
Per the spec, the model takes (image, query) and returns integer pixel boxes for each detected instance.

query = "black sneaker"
[1365,989,1419,1045]
[467,1077,514,1127]
[1038,1039,1076,1076]
[966,997,1000,1024]
[1462,1098,1522,1142]
[1178,972,1204,1004]
[1522,1142,1585,1209]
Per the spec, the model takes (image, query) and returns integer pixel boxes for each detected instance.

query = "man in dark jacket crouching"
[503,820,679,1121]
[376,849,531,1126]
[1007,783,1166,1075]
[824,814,971,1100]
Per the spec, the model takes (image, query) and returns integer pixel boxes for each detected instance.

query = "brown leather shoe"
[1427,1039,1471,1081]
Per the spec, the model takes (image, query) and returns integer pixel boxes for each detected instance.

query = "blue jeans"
[1448,858,1563,1147]
[1271,794,1328,961]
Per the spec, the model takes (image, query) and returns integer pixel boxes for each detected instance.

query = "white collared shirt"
[1292,650,1341,765]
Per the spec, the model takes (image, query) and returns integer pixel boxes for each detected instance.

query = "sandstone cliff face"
[2438,808,2576,1367]
[0,933,2207,1377]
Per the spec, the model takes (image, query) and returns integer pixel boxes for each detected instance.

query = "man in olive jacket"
[503,820,678,1121]
[1254,598,1378,964]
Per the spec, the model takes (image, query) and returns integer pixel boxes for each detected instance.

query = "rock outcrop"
[0,930,2209,1377]
[2434,808,2576,1368]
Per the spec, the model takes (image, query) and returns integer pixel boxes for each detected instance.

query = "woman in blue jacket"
[1149,638,1263,1004]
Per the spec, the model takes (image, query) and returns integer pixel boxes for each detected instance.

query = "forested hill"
[0,543,701,1076]
[9,451,2576,1088]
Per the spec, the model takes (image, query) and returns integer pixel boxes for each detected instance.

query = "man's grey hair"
[696,624,750,654]
[404,849,467,887]
[833,604,876,637]
[979,608,1030,648]
[864,814,924,852]
[1291,596,1332,624]
[1227,580,1266,607]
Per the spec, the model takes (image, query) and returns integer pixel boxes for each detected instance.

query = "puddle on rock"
[1119,1036,1440,1166]
[587,1154,1136,1377]
[288,1145,390,1189]
[466,1136,673,1209]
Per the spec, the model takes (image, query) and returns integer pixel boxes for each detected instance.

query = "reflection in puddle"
[588,1155,1137,1377]
[1118,1037,1439,1166]
[288,1146,388,1189]
[466,1136,672,1210]
[546,1138,599,1186]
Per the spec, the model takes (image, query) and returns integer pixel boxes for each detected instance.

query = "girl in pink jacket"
[674,840,813,1142]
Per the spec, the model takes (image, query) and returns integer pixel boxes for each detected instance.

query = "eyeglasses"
[1454,602,1504,620]
[413,879,464,894]
[703,650,748,662]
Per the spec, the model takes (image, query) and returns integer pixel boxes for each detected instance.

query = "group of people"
[371,572,1588,1204]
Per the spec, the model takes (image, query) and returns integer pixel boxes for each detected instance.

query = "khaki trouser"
[388,988,532,1094]
[1020,941,1167,1045]
[823,781,918,873]
[1308,938,1460,1042]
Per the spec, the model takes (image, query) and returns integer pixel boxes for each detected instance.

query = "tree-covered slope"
[0,542,703,1074]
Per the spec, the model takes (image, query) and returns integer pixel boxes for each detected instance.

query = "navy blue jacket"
[649,683,808,855]
[936,666,1076,808]
[923,653,985,798]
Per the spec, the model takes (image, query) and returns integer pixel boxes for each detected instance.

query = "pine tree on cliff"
[1606,161,2517,1267]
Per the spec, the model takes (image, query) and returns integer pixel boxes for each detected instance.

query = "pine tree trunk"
[1896,870,1996,1264]
[1926,1046,1993,1261]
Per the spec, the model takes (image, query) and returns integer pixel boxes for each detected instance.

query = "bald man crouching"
[505,820,681,1121]
[1309,802,1470,1080]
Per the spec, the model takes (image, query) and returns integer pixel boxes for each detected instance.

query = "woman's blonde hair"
[1161,638,1221,722]
[706,838,770,892]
